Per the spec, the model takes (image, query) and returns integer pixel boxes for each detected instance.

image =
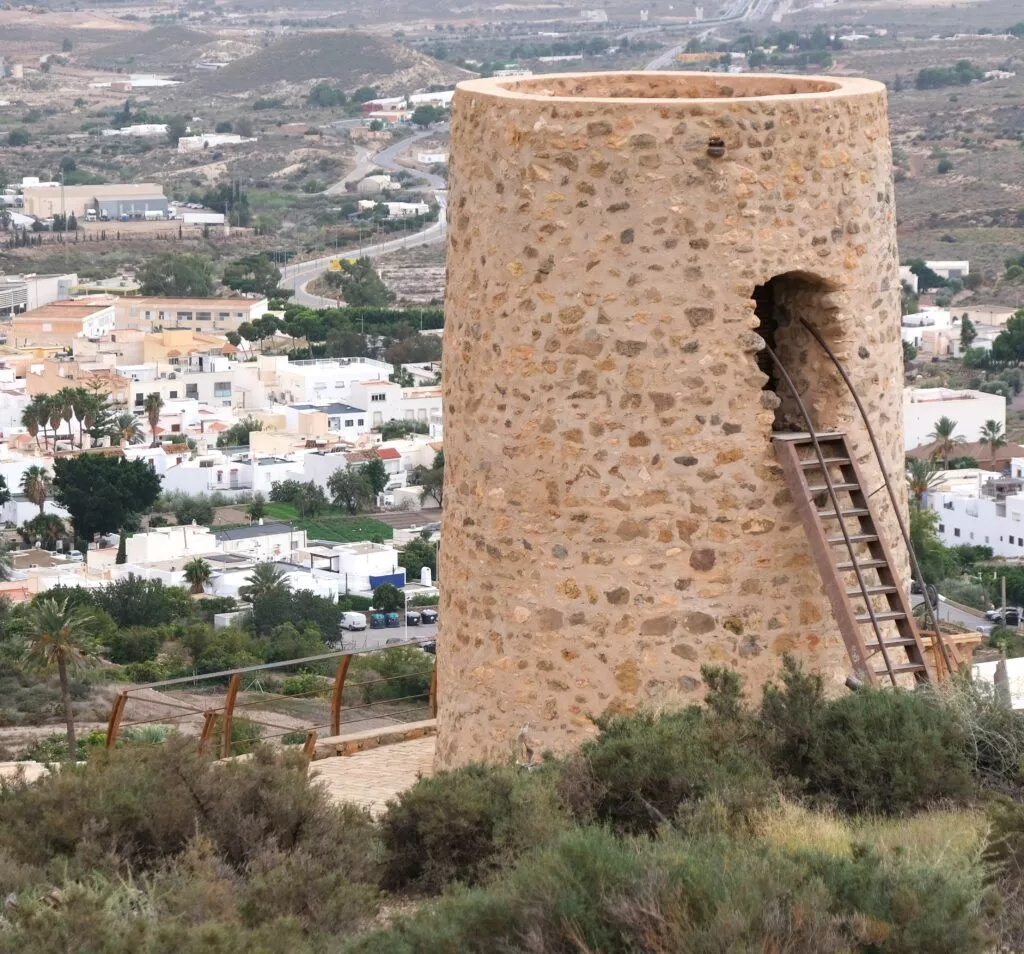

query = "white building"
[904,387,1006,451]
[177,134,256,153]
[292,540,406,595]
[355,174,397,195]
[284,403,367,444]
[266,356,391,406]
[416,152,447,164]
[122,356,265,411]
[356,199,430,218]
[902,308,952,351]
[0,273,77,316]
[928,465,1024,557]
[214,522,307,562]
[102,124,168,138]
[407,90,454,107]
[926,260,970,281]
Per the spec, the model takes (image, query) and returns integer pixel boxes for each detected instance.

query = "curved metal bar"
[797,318,955,678]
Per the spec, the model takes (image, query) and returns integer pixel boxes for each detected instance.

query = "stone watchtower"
[436,72,907,768]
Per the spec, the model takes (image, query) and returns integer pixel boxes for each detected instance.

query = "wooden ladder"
[773,431,934,686]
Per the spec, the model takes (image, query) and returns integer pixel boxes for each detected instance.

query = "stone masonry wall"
[437,72,906,768]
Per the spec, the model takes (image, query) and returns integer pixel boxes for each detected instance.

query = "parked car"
[420,640,436,655]
[420,608,438,624]
[986,607,1022,626]
[384,636,404,645]
[385,612,401,628]
[369,613,386,629]
[406,611,421,626]
[340,611,367,631]
[910,580,939,604]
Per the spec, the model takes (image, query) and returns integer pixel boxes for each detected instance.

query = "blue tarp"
[369,571,406,590]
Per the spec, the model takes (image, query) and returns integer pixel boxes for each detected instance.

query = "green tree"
[906,458,940,506]
[928,416,965,465]
[296,481,328,517]
[905,259,946,292]
[398,536,437,581]
[216,415,264,448]
[416,450,444,506]
[166,115,187,146]
[979,419,1006,462]
[18,597,98,760]
[222,253,284,297]
[327,467,374,514]
[411,104,442,128]
[903,340,918,364]
[239,561,290,604]
[248,492,266,521]
[992,311,1024,362]
[308,81,346,107]
[110,412,144,445]
[20,513,68,550]
[52,455,161,549]
[960,316,977,351]
[362,457,389,496]
[183,557,212,594]
[327,257,394,307]
[20,465,52,515]
[138,253,214,297]
[372,581,405,613]
[7,129,29,147]
[172,494,216,526]
[143,392,164,442]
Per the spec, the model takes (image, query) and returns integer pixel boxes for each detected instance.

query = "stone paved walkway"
[309,736,435,814]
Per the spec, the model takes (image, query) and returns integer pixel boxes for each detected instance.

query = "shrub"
[558,705,776,836]
[379,762,570,893]
[280,671,328,698]
[104,625,166,664]
[349,826,988,954]
[0,738,378,880]
[347,646,433,704]
[803,687,973,814]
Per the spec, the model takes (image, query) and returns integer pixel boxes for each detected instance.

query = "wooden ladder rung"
[801,456,851,469]
[865,637,921,649]
[809,482,860,493]
[836,558,887,571]
[818,507,871,520]
[873,662,928,676]
[828,533,878,545]
[855,610,906,623]
[846,585,899,597]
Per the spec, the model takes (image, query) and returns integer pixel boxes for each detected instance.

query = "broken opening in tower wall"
[752,271,843,434]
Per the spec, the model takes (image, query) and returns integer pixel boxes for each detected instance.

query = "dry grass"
[757,799,988,865]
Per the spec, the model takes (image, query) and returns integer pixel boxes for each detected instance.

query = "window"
[1010,536,1015,545]
[953,528,960,537]
[216,470,223,483]
[186,384,198,399]
[404,410,415,420]
[371,393,386,403]
[169,390,178,399]
[969,532,974,540]
[358,418,364,426]
[345,419,353,427]
[1014,512,1021,522]
[134,394,144,407]
[214,382,231,398]
[171,424,180,433]
[373,412,382,427]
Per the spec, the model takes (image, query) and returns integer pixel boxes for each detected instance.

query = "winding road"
[644,0,782,70]
[282,125,449,308]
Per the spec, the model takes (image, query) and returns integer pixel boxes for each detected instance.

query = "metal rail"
[797,318,956,677]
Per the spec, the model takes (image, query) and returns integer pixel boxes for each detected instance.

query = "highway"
[281,126,448,308]
[644,0,781,70]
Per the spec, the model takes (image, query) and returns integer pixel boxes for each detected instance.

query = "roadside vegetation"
[2,661,1023,951]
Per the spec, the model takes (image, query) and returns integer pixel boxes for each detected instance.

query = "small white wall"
[904,388,1006,451]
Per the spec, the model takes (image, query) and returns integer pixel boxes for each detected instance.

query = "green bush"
[348,826,988,954]
[0,738,378,880]
[104,625,166,664]
[123,660,167,683]
[347,646,433,704]
[280,671,328,698]
[558,706,776,835]
[804,688,973,814]
[379,762,569,893]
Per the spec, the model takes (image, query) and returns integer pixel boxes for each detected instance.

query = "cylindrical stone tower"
[437,72,906,768]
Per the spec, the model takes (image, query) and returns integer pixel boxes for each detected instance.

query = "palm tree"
[239,561,291,603]
[906,458,941,506]
[20,403,40,448]
[48,393,65,447]
[111,412,144,446]
[143,392,164,444]
[29,394,52,448]
[183,557,212,594]
[928,415,965,465]
[57,387,77,444]
[19,597,98,760]
[979,419,1007,463]
[20,465,52,515]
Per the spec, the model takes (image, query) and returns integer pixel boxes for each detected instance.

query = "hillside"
[84,23,223,68]
[192,30,469,96]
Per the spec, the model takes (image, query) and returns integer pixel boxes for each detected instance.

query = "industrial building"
[22,183,168,220]
[0,273,77,316]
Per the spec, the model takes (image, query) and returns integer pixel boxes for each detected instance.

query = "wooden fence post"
[330,655,352,737]
[105,690,129,749]
[220,673,243,759]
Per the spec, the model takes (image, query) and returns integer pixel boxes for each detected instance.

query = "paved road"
[341,622,437,652]
[373,507,442,530]
[281,129,449,309]
[912,595,990,631]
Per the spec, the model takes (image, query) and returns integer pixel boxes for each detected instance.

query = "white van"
[340,611,367,631]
